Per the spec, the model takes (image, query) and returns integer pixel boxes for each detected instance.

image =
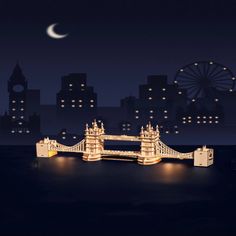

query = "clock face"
[13,84,24,92]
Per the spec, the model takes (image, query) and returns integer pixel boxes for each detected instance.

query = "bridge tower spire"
[82,120,104,161]
[138,122,161,165]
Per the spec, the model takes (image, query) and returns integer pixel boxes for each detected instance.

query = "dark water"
[1,146,236,236]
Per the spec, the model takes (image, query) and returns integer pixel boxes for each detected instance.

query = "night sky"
[1,0,236,113]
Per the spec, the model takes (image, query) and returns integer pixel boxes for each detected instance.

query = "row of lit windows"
[12,100,24,103]
[11,129,30,134]
[12,108,24,111]
[183,120,219,124]
[69,83,85,87]
[122,128,131,131]
[12,116,24,119]
[61,136,77,140]
[61,99,94,103]
[61,104,95,108]
[182,116,219,120]
[148,97,166,100]
[122,123,131,127]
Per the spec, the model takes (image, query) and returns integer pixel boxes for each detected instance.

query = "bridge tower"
[138,123,161,165]
[82,120,104,161]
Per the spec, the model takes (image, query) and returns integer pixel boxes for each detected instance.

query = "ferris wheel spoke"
[180,70,201,80]
[187,66,202,79]
[208,64,220,77]
[210,73,231,81]
[177,74,199,81]
[205,63,211,77]
[192,87,202,99]
[215,85,231,90]
[209,68,226,79]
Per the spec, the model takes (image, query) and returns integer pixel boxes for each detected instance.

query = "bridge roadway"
[101,135,140,142]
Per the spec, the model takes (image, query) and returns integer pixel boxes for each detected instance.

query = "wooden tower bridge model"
[36,121,214,167]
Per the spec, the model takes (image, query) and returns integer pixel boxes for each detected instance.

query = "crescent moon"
[46,23,68,39]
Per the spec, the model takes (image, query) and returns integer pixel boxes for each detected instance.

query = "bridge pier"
[138,123,161,165]
[82,121,104,162]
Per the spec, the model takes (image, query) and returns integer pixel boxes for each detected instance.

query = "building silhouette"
[0,64,41,144]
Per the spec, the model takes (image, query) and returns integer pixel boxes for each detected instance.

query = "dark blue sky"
[1,0,236,113]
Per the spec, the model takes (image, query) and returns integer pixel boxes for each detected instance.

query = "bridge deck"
[101,135,140,142]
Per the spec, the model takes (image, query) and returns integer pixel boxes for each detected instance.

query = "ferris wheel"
[174,61,235,102]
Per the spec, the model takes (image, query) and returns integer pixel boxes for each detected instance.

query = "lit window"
[148,97,152,100]
[20,108,24,111]
[182,117,186,120]
[19,130,22,133]
[164,110,168,113]
[127,124,131,127]
[150,116,153,119]
[90,100,94,102]
[223,67,227,70]
[122,128,126,131]
[61,105,65,108]
[229,89,233,92]
[209,121,212,124]
[72,100,75,102]
[26,130,30,133]
[162,97,166,100]
[203,121,206,124]
[209,61,214,65]
[61,100,65,103]
[194,63,198,66]
[188,120,191,123]
[12,116,16,119]
[72,105,75,107]
[11,130,15,133]
[135,110,139,113]
[122,124,126,127]
[192,99,195,102]
[215,121,219,124]
[79,100,83,103]
[174,80,178,84]
[209,116,212,119]
[73,136,77,139]
[148,88,152,91]
[197,116,200,119]
[81,84,85,87]
[62,132,66,135]
[18,122,22,125]
[62,136,66,139]
[150,110,153,113]
[188,116,191,119]
[127,128,131,131]
[214,98,219,102]
[79,105,83,108]
[162,88,166,91]
[215,116,218,119]
[165,131,169,134]
[135,116,139,119]
[232,77,235,80]
[164,116,168,119]
[90,105,94,108]
[197,121,200,124]
[20,116,24,119]
[182,121,186,124]
[178,91,182,95]
[12,100,16,103]
[175,131,179,134]
[69,84,73,87]
[203,116,206,119]
[174,125,178,128]
[20,100,24,103]
[12,108,16,111]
